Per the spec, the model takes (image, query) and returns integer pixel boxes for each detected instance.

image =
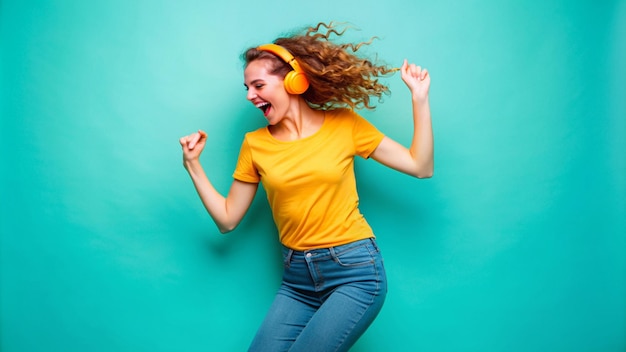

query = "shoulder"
[325,108,363,127]
[242,126,270,143]
[326,108,377,130]
[326,107,359,119]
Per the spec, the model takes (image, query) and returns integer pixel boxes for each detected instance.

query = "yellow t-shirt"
[233,108,385,250]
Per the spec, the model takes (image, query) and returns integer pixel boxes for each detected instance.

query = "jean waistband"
[283,237,378,263]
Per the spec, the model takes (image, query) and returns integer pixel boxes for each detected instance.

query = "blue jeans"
[248,238,387,352]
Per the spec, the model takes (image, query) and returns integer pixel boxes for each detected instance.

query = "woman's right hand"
[179,130,208,165]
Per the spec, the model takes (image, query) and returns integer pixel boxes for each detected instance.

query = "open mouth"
[257,102,271,116]
[257,103,272,116]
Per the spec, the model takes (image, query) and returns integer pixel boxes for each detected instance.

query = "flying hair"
[243,21,397,110]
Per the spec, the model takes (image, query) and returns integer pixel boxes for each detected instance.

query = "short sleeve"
[232,136,260,183]
[352,112,385,159]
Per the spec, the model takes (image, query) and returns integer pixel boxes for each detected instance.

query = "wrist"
[183,158,202,172]
[412,94,429,106]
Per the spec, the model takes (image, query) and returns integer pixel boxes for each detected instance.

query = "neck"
[270,97,324,141]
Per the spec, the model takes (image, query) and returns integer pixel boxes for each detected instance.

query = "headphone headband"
[257,43,304,73]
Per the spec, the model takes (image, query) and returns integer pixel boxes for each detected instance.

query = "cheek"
[274,94,292,111]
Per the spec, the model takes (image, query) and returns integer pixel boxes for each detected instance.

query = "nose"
[246,88,256,101]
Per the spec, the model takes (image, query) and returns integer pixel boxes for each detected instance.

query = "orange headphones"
[257,43,310,95]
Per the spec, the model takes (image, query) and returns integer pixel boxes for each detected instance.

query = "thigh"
[248,288,317,352]
[290,284,386,352]
[289,240,387,352]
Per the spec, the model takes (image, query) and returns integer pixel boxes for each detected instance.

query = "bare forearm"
[410,97,434,178]
[184,160,234,233]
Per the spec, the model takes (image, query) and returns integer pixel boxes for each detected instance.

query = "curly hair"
[242,22,396,110]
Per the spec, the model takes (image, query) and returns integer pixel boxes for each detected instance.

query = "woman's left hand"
[400,59,430,102]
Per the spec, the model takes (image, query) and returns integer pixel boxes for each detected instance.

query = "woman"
[179,22,433,352]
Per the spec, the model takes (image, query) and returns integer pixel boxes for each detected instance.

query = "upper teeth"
[256,102,269,108]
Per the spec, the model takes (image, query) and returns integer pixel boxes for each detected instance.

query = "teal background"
[1,0,625,351]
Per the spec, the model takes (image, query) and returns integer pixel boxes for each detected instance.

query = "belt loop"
[370,238,380,252]
[329,247,338,263]
[285,248,294,267]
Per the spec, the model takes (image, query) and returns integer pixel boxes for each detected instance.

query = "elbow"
[406,155,434,179]
[211,212,242,234]
[218,224,237,234]
[413,165,434,179]
[415,171,433,179]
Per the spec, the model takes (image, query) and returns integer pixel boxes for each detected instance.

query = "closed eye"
[246,79,265,90]
[244,85,265,92]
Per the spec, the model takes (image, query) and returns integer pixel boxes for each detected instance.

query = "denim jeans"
[248,238,387,352]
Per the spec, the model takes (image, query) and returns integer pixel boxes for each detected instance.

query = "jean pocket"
[332,244,375,267]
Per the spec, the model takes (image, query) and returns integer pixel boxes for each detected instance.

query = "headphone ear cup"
[284,71,309,95]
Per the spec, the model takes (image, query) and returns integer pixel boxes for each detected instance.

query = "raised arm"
[180,130,258,233]
[370,60,434,178]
